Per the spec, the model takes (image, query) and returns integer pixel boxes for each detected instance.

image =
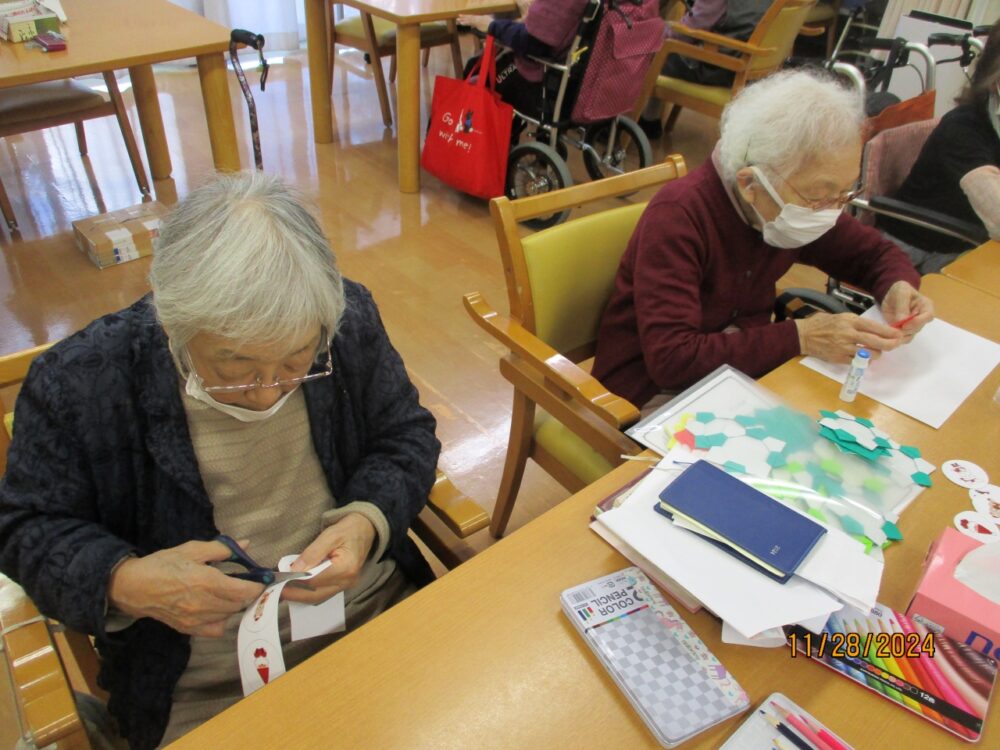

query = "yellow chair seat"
[534,410,614,487]
[656,75,733,108]
[0,80,108,128]
[4,412,12,439]
[334,15,452,46]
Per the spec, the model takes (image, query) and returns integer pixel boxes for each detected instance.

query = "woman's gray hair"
[718,69,865,184]
[150,171,345,353]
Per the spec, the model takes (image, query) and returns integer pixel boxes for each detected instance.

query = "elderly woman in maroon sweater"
[592,70,934,413]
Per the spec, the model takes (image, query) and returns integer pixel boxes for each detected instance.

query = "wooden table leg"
[196,52,241,172]
[306,0,334,144]
[128,64,172,180]
[395,23,422,193]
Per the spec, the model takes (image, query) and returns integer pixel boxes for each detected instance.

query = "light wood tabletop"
[169,273,1000,749]
[305,0,514,193]
[942,241,1000,299]
[0,0,240,178]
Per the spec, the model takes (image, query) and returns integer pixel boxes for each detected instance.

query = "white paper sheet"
[594,468,842,638]
[721,622,787,648]
[800,308,1000,429]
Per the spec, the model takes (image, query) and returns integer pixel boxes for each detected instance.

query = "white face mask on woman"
[748,167,843,249]
[183,370,298,422]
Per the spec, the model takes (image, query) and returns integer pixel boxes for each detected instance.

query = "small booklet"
[657,460,826,583]
[561,567,749,747]
[720,692,854,749]
[785,603,998,742]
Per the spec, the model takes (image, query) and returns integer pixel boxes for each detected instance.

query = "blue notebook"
[657,461,826,583]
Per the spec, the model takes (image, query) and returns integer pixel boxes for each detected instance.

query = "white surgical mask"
[748,167,843,249]
[182,367,298,422]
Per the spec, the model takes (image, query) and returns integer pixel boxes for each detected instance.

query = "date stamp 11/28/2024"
[789,630,937,659]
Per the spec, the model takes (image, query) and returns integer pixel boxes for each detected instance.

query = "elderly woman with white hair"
[593,69,935,412]
[0,173,440,749]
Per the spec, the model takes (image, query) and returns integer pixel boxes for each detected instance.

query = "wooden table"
[942,241,1000,299]
[170,274,1000,749]
[305,0,513,193]
[0,0,240,180]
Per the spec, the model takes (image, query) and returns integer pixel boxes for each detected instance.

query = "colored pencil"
[761,712,814,750]
[769,702,834,750]
[890,312,918,330]
[863,617,923,712]
[797,713,851,750]
[874,618,948,726]
[853,618,906,704]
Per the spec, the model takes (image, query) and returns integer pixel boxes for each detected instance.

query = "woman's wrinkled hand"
[108,540,264,637]
[795,312,904,364]
[880,280,934,342]
[282,513,377,605]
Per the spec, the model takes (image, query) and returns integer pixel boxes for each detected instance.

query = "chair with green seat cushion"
[327,6,463,128]
[631,0,818,136]
[463,157,688,537]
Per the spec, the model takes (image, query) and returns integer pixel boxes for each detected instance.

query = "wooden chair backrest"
[745,0,818,79]
[489,157,687,362]
[0,343,53,474]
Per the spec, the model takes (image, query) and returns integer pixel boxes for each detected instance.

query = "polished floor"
[0,37,825,744]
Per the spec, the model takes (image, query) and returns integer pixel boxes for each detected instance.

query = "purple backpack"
[570,0,665,124]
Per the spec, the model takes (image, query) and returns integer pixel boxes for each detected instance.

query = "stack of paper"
[591,458,884,639]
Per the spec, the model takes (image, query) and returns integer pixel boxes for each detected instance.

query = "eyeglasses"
[767,169,864,211]
[192,337,334,394]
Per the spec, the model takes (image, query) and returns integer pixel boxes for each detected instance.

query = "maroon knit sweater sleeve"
[628,202,801,394]
[798,215,921,302]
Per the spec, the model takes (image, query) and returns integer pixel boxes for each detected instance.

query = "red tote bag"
[421,36,513,199]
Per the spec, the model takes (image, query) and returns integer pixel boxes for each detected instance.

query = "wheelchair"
[501,0,661,228]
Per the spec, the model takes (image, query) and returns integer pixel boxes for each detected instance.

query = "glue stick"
[839,348,870,403]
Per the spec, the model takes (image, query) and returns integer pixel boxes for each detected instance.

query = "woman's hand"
[795,312,904,364]
[456,14,492,33]
[107,540,264,637]
[283,513,377,604]
[881,281,934,342]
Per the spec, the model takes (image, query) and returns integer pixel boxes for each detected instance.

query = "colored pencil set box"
[907,528,1000,664]
[786,602,997,742]
[561,567,749,747]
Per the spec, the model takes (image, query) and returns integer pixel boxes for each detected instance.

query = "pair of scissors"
[214,534,309,586]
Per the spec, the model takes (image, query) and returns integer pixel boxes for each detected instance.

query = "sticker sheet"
[236,558,342,696]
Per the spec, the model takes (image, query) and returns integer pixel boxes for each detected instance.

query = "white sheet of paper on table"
[593,466,843,638]
[799,308,1000,429]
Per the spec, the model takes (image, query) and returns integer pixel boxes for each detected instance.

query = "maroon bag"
[421,36,514,199]
[571,0,665,124]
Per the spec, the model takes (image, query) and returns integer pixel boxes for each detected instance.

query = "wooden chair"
[0,341,488,748]
[0,73,151,232]
[463,157,687,538]
[631,0,818,136]
[799,0,841,59]
[326,5,463,128]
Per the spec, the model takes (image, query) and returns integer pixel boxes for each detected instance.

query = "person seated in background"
[640,0,773,137]
[457,0,591,126]
[592,70,934,415]
[878,19,1000,274]
[0,173,440,748]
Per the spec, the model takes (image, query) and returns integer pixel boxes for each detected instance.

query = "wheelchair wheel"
[582,116,652,181]
[506,142,573,229]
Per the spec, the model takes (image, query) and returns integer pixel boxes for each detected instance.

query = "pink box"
[907,528,1000,662]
